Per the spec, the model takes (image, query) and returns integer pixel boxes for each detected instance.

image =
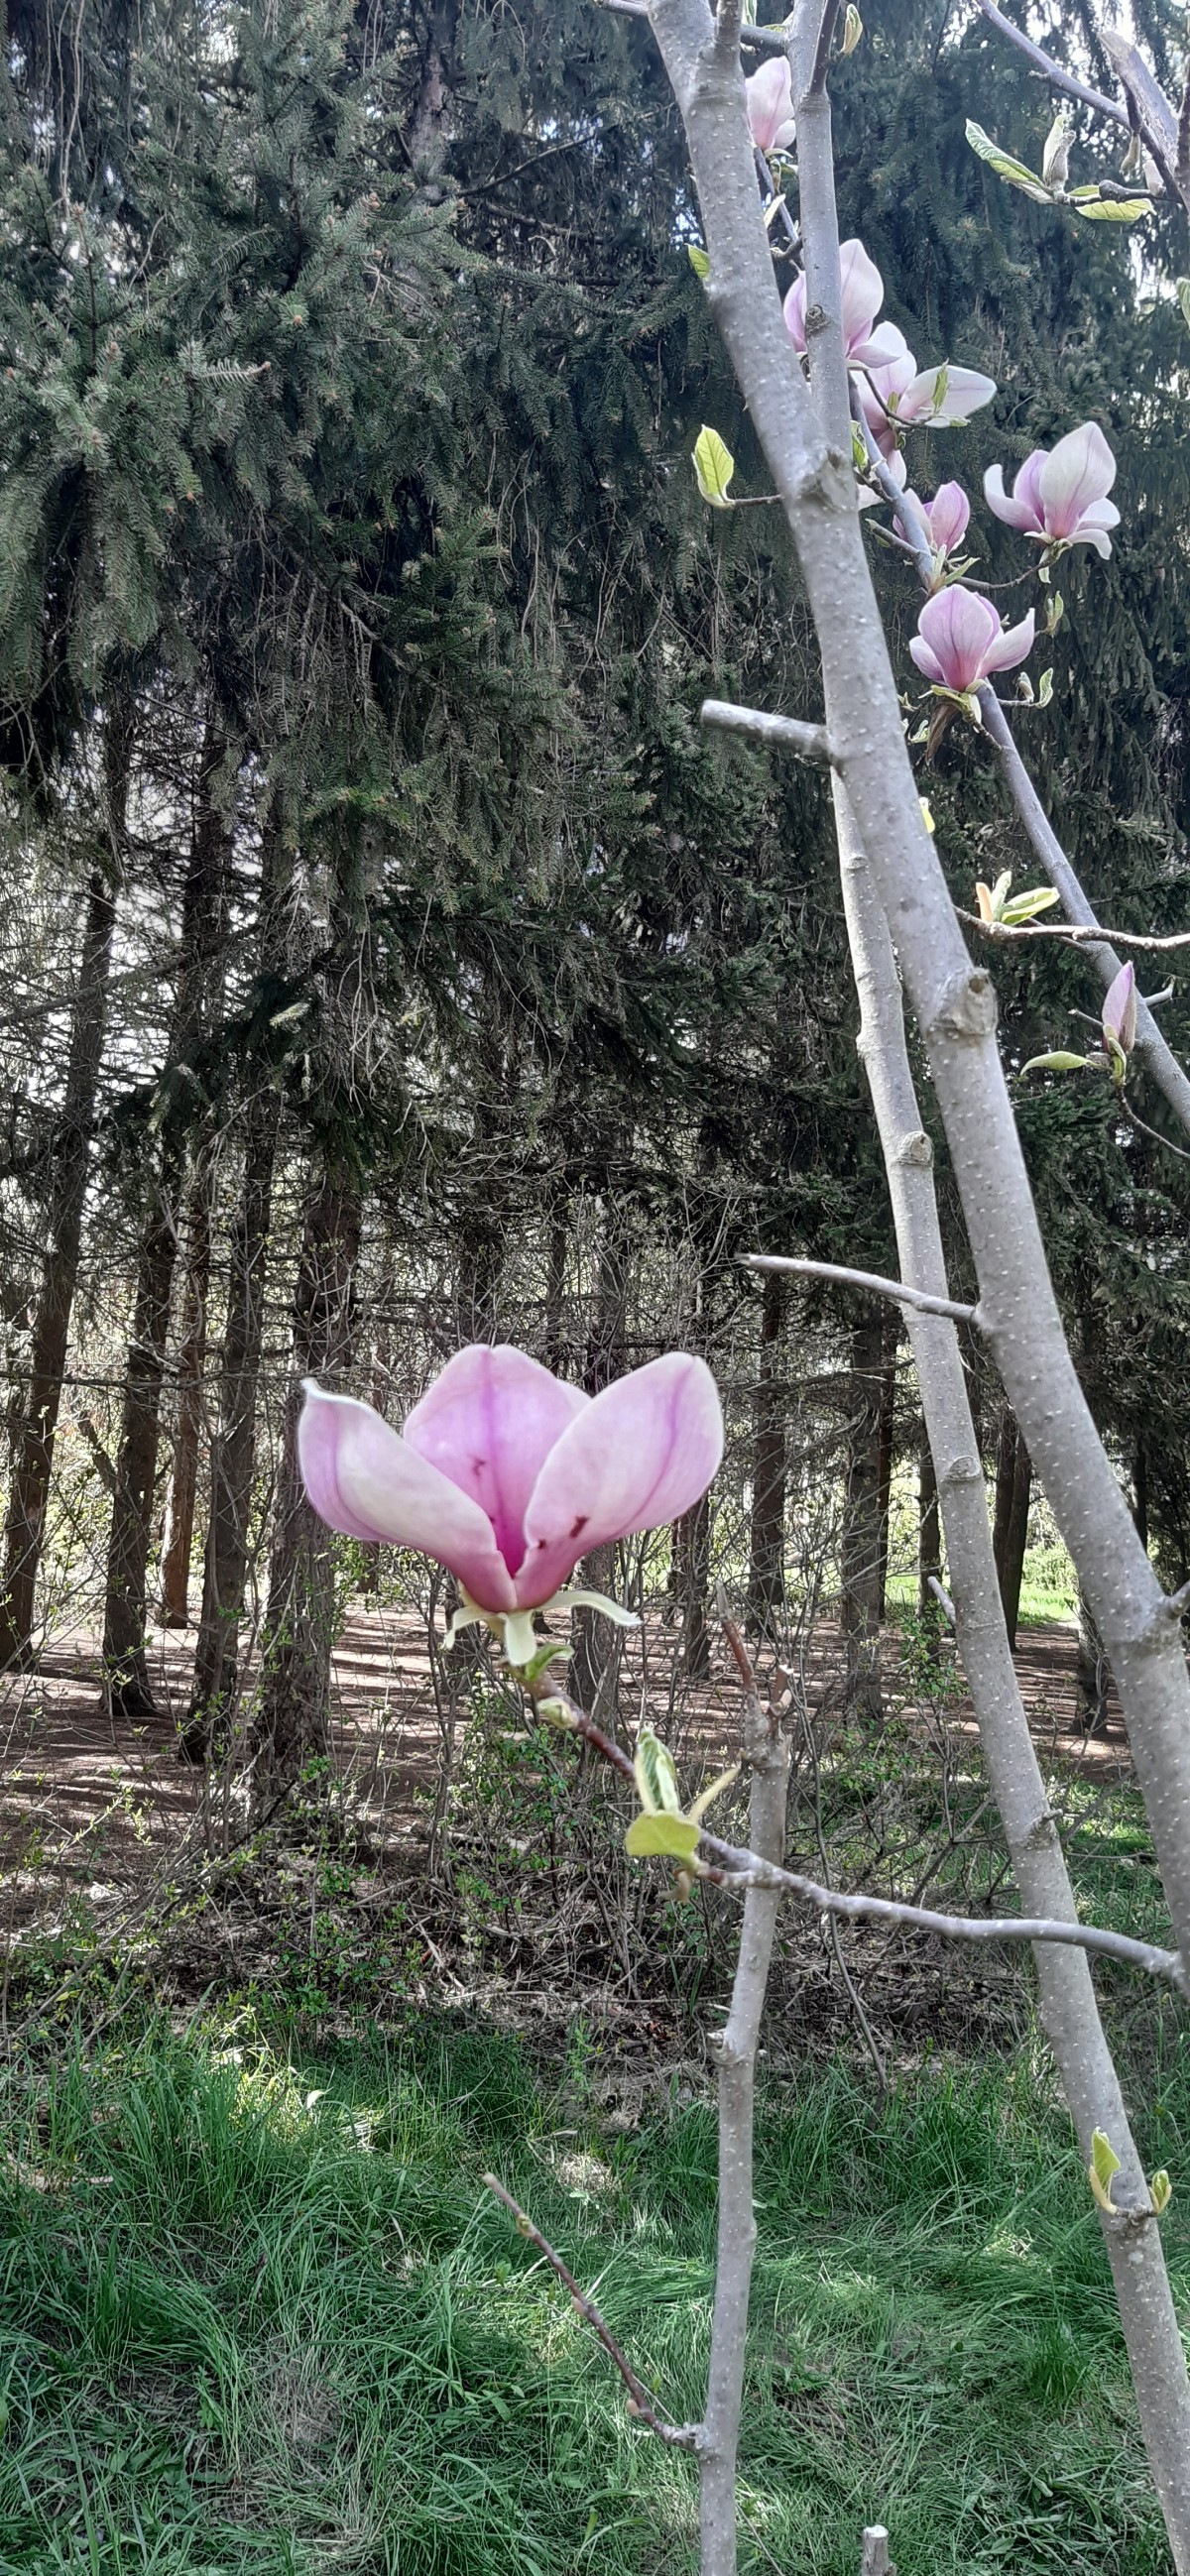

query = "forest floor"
[1,1612,1182,2573]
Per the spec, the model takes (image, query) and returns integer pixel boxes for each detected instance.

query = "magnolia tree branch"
[519,1672,1186,1992]
[742,1249,979,1326]
[972,0,1129,130]
[959,908,1190,955]
[482,2173,700,2449]
[859,429,1190,1142]
[700,698,833,761]
[697,1618,790,2575]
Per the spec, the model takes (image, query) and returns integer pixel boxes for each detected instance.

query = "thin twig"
[517,1674,1188,1994]
[808,0,845,97]
[959,906,1190,955]
[481,2173,700,2449]
[700,697,833,761]
[928,1576,957,1625]
[741,1251,980,1327]
[973,0,1129,129]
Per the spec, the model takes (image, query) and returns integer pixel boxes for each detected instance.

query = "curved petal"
[908,635,946,682]
[517,1354,725,1608]
[404,1344,588,1579]
[839,238,886,355]
[853,319,912,371]
[745,56,794,153]
[1037,421,1116,536]
[915,584,999,692]
[782,274,808,354]
[1104,961,1136,1052]
[298,1381,516,1610]
[924,481,970,552]
[980,606,1035,676]
[898,364,997,425]
[984,456,1044,531]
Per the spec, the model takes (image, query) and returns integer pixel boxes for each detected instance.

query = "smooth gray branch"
[482,2172,700,2449]
[700,697,833,761]
[959,906,1190,955]
[742,1250,980,1326]
[973,0,1129,129]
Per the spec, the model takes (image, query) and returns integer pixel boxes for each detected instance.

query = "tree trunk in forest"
[840,1312,884,1719]
[917,1417,941,1620]
[992,1404,1031,1651]
[160,1150,214,1626]
[875,1313,896,1621]
[249,1166,362,1816]
[675,1490,712,1680]
[0,707,131,1669]
[572,1203,629,1720]
[747,1269,786,1637]
[181,1089,282,1763]
[1076,1581,1111,1736]
[102,734,228,1713]
[541,1196,570,1377]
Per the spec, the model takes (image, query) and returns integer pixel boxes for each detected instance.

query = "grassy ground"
[3,2006,1187,2576]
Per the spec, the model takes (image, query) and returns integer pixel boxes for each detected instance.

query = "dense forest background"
[5,0,1190,1809]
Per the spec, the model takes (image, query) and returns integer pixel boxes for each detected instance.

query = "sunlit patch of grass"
[0,2020,1185,2572]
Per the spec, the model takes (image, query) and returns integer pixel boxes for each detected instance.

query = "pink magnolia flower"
[1103,961,1136,1055]
[745,56,796,155]
[783,239,908,369]
[298,1344,724,1623]
[984,422,1120,558]
[858,343,996,441]
[913,482,971,555]
[909,584,1035,694]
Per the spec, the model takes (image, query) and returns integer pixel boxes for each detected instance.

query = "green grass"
[2,2018,1186,2574]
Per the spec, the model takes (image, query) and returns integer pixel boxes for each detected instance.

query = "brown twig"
[959,905,1190,955]
[481,2172,699,2449]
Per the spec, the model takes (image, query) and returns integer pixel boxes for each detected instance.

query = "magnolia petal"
[298,1380,517,1610]
[1103,961,1136,1051]
[984,455,1044,531]
[782,274,808,354]
[923,480,970,552]
[745,56,795,154]
[518,1353,725,1608]
[981,606,1035,675]
[914,584,1000,692]
[908,635,946,683]
[404,1343,588,1581]
[838,237,886,353]
[853,319,912,370]
[546,1585,641,1627]
[1037,420,1116,535]
[900,364,997,425]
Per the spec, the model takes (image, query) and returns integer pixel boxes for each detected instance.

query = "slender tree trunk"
[1076,1581,1110,1736]
[0,708,131,1668]
[102,733,229,1712]
[572,1203,630,1720]
[917,1418,940,1620]
[181,1088,282,1762]
[541,1196,569,1377]
[875,1313,896,1621]
[675,1491,712,1680]
[840,1312,883,1718]
[746,1269,786,1637]
[992,1406,1031,1651]
[249,1165,361,1815]
[160,1149,214,1627]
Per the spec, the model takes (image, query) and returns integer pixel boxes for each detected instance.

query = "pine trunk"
[917,1418,941,1619]
[1076,1581,1110,1735]
[160,1152,214,1626]
[840,1312,884,1719]
[249,1165,361,1815]
[182,1090,282,1761]
[746,1269,785,1637]
[992,1404,1031,1650]
[0,712,131,1668]
[102,733,228,1712]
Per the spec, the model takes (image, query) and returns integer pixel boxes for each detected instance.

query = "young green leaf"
[634,1729,683,1816]
[842,5,863,53]
[965,120,1054,204]
[1019,1049,1093,1075]
[1089,2127,1123,2212]
[1150,2168,1173,2215]
[687,244,710,282]
[692,424,736,509]
[1001,886,1060,924]
[625,1812,701,1862]
[1072,194,1151,222]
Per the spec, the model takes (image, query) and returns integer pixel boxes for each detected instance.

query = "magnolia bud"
[1042,113,1071,190]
